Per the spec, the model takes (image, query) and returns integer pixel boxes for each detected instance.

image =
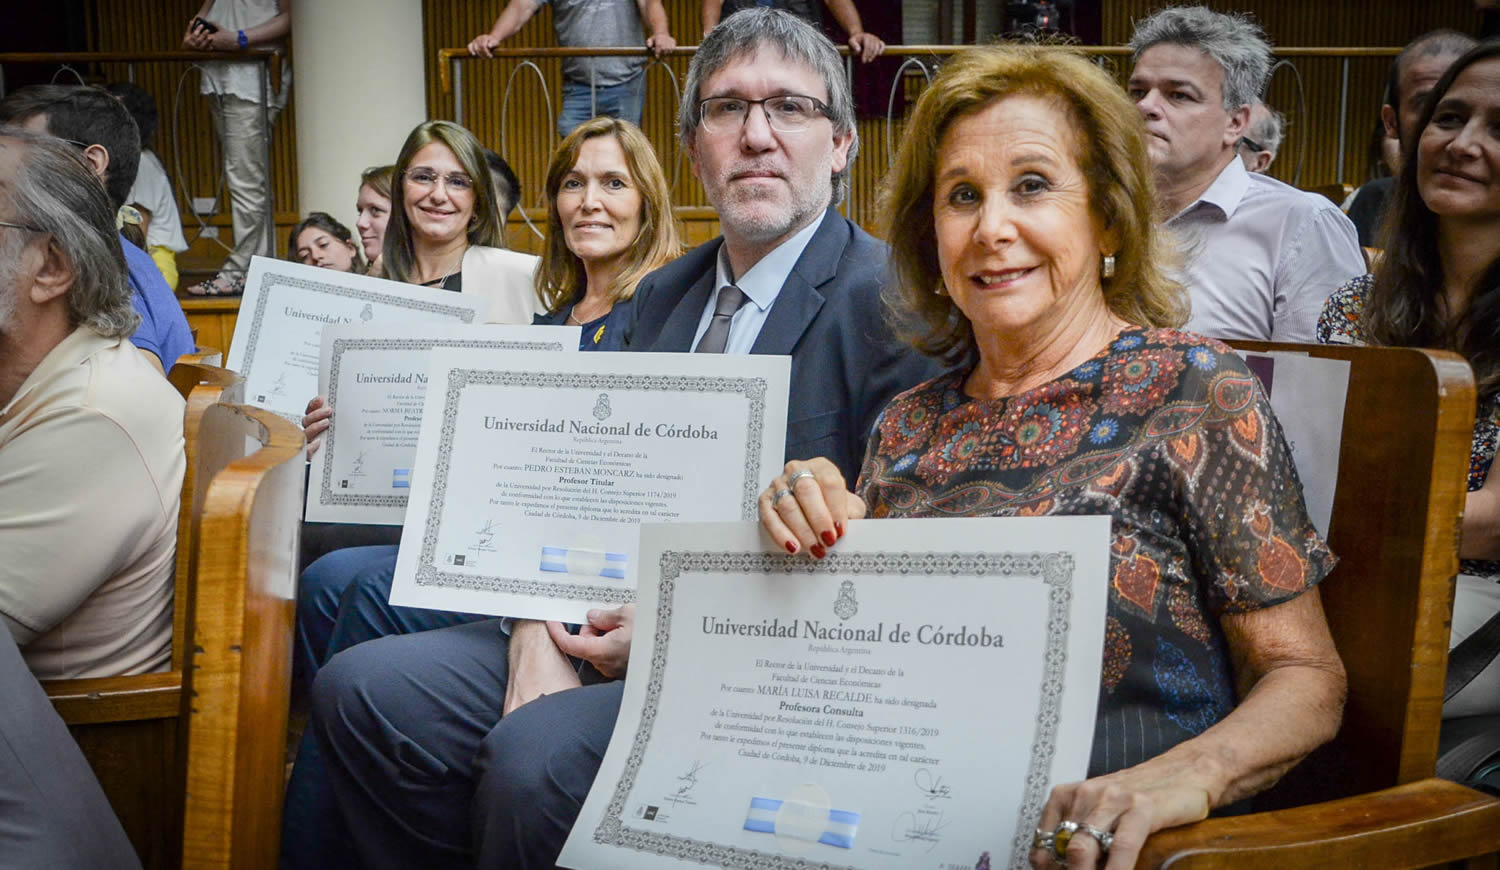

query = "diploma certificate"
[305,324,582,525]
[560,518,1110,870]
[225,256,485,419]
[388,351,791,622]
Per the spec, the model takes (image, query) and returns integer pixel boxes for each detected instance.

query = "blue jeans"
[558,73,645,138]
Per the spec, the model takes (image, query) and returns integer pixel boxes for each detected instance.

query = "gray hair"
[1246,101,1284,154]
[0,126,138,338]
[678,7,859,206]
[1129,6,1271,113]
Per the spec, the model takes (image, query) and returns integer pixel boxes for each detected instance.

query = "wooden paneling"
[63,0,1488,259]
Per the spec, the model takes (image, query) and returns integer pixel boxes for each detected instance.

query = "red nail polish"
[785,541,798,554]
[811,544,826,559]
[821,530,836,547]
[835,522,845,538]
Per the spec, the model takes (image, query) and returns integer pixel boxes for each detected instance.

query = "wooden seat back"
[41,362,244,869]
[1134,343,1500,869]
[166,361,244,666]
[1225,344,1475,805]
[179,403,304,870]
[175,346,225,368]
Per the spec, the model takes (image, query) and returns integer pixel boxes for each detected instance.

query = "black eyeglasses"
[0,219,44,233]
[1237,135,1267,153]
[697,95,832,134]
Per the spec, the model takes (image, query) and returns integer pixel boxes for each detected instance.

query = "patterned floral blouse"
[1318,275,1500,581]
[855,327,1336,778]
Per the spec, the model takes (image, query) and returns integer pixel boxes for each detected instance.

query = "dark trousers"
[303,619,622,868]
[0,629,140,869]
[282,544,490,870]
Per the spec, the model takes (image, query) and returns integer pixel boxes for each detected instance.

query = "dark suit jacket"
[623,209,944,483]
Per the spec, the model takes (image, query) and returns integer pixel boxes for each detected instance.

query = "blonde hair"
[880,44,1187,362]
[536,117,681,314]
[383,121,506,285]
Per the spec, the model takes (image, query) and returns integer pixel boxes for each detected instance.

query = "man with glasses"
[1128,6,1362,343]
[0,127,184,686]
[295,11,936,869]
[1236,99,1284,174]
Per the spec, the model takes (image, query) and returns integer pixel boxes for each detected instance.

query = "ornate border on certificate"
[593,550,1076,870]
[237,271,479,380]
[318,338,569,508]
[413,369,771,603]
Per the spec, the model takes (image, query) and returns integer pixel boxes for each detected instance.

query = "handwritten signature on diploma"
[664,760,707,807]
[914,768,952,800]
[891,807,951,852]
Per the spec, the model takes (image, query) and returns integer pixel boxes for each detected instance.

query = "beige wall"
[292,0,427,234]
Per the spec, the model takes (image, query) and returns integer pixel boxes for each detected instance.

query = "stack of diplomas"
[560,518,1109,870]
[226,257,493,420]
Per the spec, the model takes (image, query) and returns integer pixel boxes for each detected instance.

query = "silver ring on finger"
[1032,829,1055,852]
[787,469,817,488]
[770,487,793,507]
[1080,823,1113,853]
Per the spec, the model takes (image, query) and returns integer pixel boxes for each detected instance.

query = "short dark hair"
[1384,29,1476,127]
[105,82,159,151]
[0,84,141,211]
[483,147,521,216]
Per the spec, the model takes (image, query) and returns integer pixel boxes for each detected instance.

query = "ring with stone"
[1052,820,1080,859]
[771,487,793,506]
[1080,823,1113,853]
[787,469,817,488]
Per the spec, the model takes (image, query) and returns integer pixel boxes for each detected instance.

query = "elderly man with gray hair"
[1237,99,1284,173]
[1128,6,1363,343]
[0,126,184,683]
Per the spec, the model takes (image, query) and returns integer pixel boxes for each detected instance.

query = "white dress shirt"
[1169,157,1365,344]
[127,150,188,253]
[691,211,827,354]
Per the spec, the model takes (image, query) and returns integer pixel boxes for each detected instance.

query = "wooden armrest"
[42,671,183,724]
[1139,778,1500,869]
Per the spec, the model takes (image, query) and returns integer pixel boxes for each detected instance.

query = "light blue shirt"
[690,211,826,354]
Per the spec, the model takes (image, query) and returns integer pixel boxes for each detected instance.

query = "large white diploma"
[388,351,791,622]
[560,517,1110,870]
[225,256,486,419]
[305,323,582,525]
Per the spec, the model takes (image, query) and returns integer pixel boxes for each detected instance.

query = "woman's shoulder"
[1098,327,1259,413]
[1316,274,1373,345]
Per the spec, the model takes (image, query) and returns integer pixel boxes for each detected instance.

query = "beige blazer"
[461,245,543,325]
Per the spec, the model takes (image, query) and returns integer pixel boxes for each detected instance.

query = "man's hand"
[504,619,582,715]
[646,32,677,58]
[848,32,885,63]
[182,19,216,50]
[548,605,634,679]
[468,33,501,57]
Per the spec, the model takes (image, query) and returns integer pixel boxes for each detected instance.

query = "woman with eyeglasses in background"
[380,119,538,322]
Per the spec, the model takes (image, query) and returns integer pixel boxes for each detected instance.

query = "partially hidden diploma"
[306,324,582,525]
[225,256,486,419]
[388,351,791,623]
[560,517,1110,870]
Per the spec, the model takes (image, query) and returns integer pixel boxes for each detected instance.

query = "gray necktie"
[695,284,747,353]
